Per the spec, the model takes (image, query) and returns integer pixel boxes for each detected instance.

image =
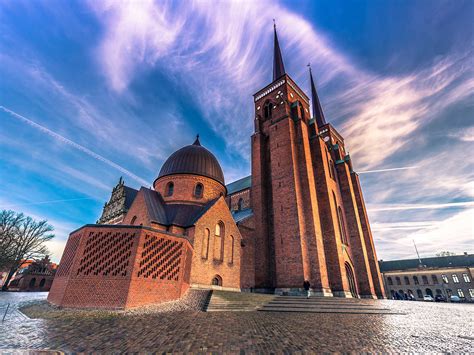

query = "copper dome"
[157,137,225,185]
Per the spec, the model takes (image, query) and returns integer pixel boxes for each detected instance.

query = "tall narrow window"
[214,222,224,261]
[194,183,203,198]
[238,198,244,211]
[413,276,419,285]
[457,289,465,298]
[404,276,410,285]
[201,228,210,259]
[442,274,449,283]
[130,216,137,225]
[463,273,470,282]
[396,276,401,285]
[387,277,393,285]
[422,275,429,284]
[337,207,348,244]
[166,182,174,196]
[228,235,234,264]
[264,101,273,119]
[432,275,438,284]
[452,274,460,283]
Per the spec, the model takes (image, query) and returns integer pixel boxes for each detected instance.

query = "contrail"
[368,201,474,212]
[2,197,97,209]
[358,166,418,174]
[0,105,150,187]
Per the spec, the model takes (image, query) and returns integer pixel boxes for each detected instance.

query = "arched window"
[404,276,410,285]
[201,228,210,259]
[422,275,429,284]
[345,262,358,298]
[211,275,222,286]
[416,289,423,298]
[166,182,174,196]
[432,275,438,284]
[228,235,234,264]
[29,278,36,288]
[330,162,337,181]
[238,198,244,211]
[194,183,203,198]
[387,277,393,285]
[214,222,224,261]
[130,216,137,225]
[425,288,433,297]
[264,101,273,119]
[39,278,46,288]
[413,276,419,285]
[396,276,401,285]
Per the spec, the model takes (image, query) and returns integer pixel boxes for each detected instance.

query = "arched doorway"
[39,278,46,288]
[425,288,433,297]
[211,275,222,286]
[345,263,358,298]
[29,278,36,288]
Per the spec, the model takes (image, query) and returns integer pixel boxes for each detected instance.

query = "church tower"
[251,23,385,298]
[251,23,332,295]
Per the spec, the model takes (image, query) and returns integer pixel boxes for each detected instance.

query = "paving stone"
[0,291,472,353]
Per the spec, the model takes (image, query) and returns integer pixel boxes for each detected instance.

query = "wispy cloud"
[368,201,474,212]
[0,105,150,186]
[358,166,418,174]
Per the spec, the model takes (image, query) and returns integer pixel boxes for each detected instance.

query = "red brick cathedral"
[49,26,385,309]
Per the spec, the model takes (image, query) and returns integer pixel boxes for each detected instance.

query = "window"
[463,273,471,282]
[396,277,401,285]
[452,274,460,283]
[442,274,449,283]
[201,228,210,259]
[469,289,474,298]
[425,288,433,297]
[337,206,348,245]
[436,289,442,295]
[413,276,419,285]
[130,216,137,225]
[416,289,423,298]
[387,277,393,285]
[166,182,174,196]
[404,276,410,285]
[422,275,428,285]
[329,161,336,181]
[431,275,438,284]
[29,278,36,288]
[457,289,464,298]
[39,278,46,288]
[238,198,244,211]
[194,183,203,198]
[264,101,273,119]
[214,222,224,261]
[211,275,222,286]
[228,235,234,264]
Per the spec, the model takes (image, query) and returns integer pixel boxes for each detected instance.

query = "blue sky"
[1,0,472,263]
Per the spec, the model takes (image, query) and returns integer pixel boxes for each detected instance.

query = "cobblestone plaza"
[0,292,472,353]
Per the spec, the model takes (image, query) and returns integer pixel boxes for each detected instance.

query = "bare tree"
[0,210,54,291]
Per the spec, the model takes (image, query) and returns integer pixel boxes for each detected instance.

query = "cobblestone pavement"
[0,292,473,353]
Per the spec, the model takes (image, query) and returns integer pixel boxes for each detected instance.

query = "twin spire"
[272,21,326,127]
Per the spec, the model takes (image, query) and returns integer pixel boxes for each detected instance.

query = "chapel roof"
[157,136,225,185]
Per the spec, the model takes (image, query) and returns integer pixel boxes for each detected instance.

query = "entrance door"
[345,263,358,298]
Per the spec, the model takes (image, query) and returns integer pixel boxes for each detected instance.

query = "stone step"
[267,301,374,307]
[259,307,404,315]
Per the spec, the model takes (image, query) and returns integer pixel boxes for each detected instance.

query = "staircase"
[206,291,276,312]
[259,296,402,314]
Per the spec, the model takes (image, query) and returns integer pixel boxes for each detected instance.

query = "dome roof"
[158,137,225,185]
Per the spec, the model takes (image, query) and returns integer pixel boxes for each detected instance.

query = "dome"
[157,137,225,185]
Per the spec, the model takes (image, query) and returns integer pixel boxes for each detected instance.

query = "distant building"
[8,256,57,292]
[379,254,474,301]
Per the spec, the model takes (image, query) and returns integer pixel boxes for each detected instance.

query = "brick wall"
[190,197,241,289]
[48,226,193,309]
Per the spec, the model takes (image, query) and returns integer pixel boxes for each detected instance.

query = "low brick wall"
[48,225,193,309]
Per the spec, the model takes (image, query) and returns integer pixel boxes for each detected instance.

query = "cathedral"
[48,26,385,309]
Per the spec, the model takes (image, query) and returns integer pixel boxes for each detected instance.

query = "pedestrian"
[303,280,311,299]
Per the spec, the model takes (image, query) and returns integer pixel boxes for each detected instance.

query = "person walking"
[303,280,311,299]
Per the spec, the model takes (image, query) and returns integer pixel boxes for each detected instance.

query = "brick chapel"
[48,25,385,309]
